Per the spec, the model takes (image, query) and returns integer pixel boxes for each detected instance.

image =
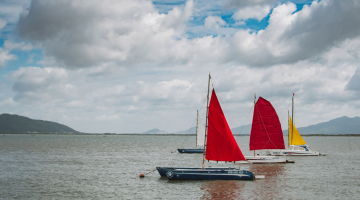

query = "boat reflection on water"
[200,164,287,199]
[249,164,286,199]
[248,163,286,178]
[200,180,246,199]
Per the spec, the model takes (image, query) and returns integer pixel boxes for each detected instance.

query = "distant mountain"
[141,128,168,134]
[172,124,252,135]
[284,116,360,135]
[136,116,360,135]
[173,126,196,134]
[231,124,252,135]
[0,113,78,133]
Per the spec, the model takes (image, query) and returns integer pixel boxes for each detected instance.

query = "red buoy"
[139,173,145,178]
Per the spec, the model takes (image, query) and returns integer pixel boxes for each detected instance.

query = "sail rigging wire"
[170,93,208,167]
[207,79,227,162]
[174,95,207,151]
[170,119,197,167]
[209,78,232,132]
[279,101,292,127]
[237,103,254,136]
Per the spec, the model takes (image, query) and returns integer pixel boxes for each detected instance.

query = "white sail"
[196,113,205,148]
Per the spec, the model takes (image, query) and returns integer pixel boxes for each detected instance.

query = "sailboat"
[163,75,255,180]
[177,110,205,153]
[270,94,322,156]
[244,95,288,163]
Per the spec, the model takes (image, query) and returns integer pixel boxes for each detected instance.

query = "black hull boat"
[156,167,236,176]
[165,169,254,180]
[177,148,204,153]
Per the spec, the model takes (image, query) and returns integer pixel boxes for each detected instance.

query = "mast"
[288,110,289,148]
[202,74,211,169]
[196,109,198,148]
[254,93,256,157]
[291,93,294,147]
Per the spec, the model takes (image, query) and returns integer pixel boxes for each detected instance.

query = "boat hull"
[245,156,287,164]
[156,167,236,176]
[177,148,204,153]
[270,145,321,156]
[165,169,254,180]
[270,150,320,156]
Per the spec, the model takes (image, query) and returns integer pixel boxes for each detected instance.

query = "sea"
[0,134,359,199]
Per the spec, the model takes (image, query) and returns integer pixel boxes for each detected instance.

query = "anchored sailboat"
[244,95,288,163]
[159,74,256,180]
[270,94,323,156]
[177,110,205,153]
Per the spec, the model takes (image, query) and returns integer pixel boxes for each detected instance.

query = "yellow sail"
[289,117,306,145]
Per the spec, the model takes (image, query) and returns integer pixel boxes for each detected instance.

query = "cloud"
[0,0,30,24]
[204,16,226,29]
[232,5,271,21]
[4,0,360,133]
[226,0,280,8]
[0,48,16,67]
[6,65,203,132]
[16,0,360,68]
[228,0,360,66]
[3,40,34,51]
[6,44,359,133]
[0,19,7,30]
[346,68,360,91]
[11,67,67,101]
[17,0,194,68]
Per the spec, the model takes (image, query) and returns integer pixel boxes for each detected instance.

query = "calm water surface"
[0,134,359,199]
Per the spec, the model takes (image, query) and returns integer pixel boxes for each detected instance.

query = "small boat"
[177,110,205,153]
[244,95,287,164]
[163,74,255,180]
[156,167,236,176]
[270,94,322,156]
[166,168,254,180]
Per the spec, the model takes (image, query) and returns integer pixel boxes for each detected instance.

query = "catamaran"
[158,74,256,180]
[270,94,323,156]
[177,110,205,153]
[244,95,288,164]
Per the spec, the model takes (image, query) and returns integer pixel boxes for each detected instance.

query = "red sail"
[206,89,245,161]
[250,97,285,151]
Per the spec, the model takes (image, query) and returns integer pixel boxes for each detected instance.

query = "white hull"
[245,156,287,164]
[270,150,320,156]
[270,145,321,156]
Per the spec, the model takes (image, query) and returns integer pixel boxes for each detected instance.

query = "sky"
[1,0,360,133]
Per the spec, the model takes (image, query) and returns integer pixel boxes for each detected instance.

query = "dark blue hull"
[156,167,236,177]
[165,169,254,180]
[177,149,204,153]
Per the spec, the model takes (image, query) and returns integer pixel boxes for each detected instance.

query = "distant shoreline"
[1,132,360,136]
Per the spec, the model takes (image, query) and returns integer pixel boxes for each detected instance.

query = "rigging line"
[172,94,207,152]
[198,95,207,113]
[178,117,197,150]
[236,103,254,140]
[279,101,291,127]
[170,116,196,167]
[210,79,232,130]
[170,95,207,166]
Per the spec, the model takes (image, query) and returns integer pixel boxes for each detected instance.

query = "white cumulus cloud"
[205,16,226,29]
[233,5,271,21]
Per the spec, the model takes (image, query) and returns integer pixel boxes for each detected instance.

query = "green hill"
[0,113,78,133]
